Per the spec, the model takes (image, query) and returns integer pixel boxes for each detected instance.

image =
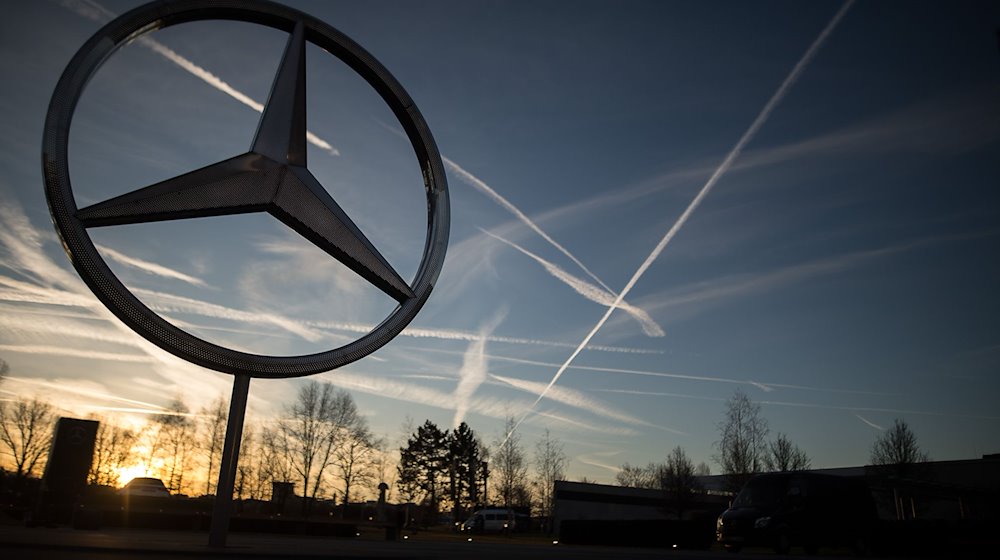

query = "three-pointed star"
[75,22,415,303]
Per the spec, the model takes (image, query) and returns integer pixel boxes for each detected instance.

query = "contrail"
[452,309,506,427]
[401,344,898,396]
[62,0,339,155]
[96,244,209,288]
[505,0,856,442]
[855,414,885,431]
[444,157,613,293]
[480,228,664,337]
[0,344,155,363]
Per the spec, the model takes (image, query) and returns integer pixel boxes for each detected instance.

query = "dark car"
[118,477,170,498]
[716,472,876,554]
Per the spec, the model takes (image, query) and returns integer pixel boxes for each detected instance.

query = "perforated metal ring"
[42,0,450,378]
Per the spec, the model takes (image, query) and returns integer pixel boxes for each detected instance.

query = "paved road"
[0,526,860,560]
[0,526,869,559]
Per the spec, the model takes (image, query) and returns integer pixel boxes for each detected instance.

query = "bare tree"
[234,422,255,501]
[695,462,711,476]
[0,396,55,478]
[533,429,566,527]
[0,358,9,383]
[661,446,702,519]
[714,389,769,493]
[491,416,529,508]
[88,415,137,487]
[333,424,379,505]
[281,382,360,513]
[615,462,660,489]
[871,418,928,476]
[155,398,195,494]
[764,433,811,472]
[248,423,293,501]
[199,396,227,495]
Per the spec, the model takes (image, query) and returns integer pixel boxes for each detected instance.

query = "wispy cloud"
[490,373,684,435]
[756,399,1000,422]
[480,228,664,337]
[531,410,637,436]
[0,277,97,309]
[0,193,251,419]
[62,0,339,156]
[401,344,893,397]
[452,309,506,427]
[508,0,856,440]
[6,376,168,411]
[596,388,727,403]
[0,199,86,292]
[132,287,328,343]
[575,449,625,474]
[0,344,154,363]
[309,319,661,354]
[319,369,533,423]
[96,244,209,288]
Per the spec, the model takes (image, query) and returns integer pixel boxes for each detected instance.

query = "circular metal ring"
[43,0,450,378]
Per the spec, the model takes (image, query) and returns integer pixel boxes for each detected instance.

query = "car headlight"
[754,516,771,529]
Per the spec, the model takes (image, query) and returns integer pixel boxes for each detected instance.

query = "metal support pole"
[208,373,251,548]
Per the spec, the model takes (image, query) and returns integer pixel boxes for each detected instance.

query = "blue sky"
[1,0,998,483]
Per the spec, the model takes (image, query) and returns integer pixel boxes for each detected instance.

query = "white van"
[461,508,516,533]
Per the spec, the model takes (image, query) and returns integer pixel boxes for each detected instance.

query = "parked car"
[118,477,170,498]
[716,472,876,554]
[461,508,517,533]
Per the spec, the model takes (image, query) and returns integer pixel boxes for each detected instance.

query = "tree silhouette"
[533,428,566,528]
[448,422,482,516]
[332,424,378,505]
[0,396,54,478]
[870,418,928,477]
[615,462,659,489]
[764,433,811,472]
[156,397,195,494]
[198,396,227,495]
[714,389,769,493]
[398,419,449,511]
[661,446,702,520]
[492,416,529,508]
[281,382,362,513]
[88,415,137,487]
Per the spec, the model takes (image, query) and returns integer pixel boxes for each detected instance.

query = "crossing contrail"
[444,157,614,293]
[505,0,856,441]
[480,228,664,336]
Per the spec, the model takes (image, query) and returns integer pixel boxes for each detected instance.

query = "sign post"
[43,0,450,547]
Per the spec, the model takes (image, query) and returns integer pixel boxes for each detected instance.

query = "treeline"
[395,416,566,523]
[0,381,391,509]
[0,378,568,521]
[615,389,930,496]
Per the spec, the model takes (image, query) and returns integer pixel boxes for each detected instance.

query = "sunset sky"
[1,0,998,485]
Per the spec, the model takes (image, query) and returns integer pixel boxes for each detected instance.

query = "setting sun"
[115,465,150,489]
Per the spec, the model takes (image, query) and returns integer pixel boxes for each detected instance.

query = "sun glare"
[116,465,149,488]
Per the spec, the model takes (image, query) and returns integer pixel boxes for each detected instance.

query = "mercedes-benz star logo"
[43,0,450,378]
